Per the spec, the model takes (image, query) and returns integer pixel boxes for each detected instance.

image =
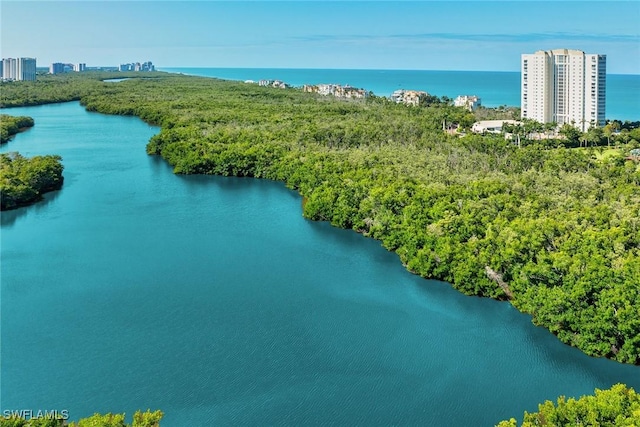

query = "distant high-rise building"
[521,49,606,131]
[119,61,154,72]
[2,57,36,81]
[50,62,65,74]
[75,63,86,72]
[17,58,37,81]
[2,58,17,80]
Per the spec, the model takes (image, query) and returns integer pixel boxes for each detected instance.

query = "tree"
[522,118,544,140]
[132,410,164,427]
[544,121,558,139]
[559,123,582,146]
[503,122,525,147]
[496,384,640,427]
[0,152,64,210]
[0,114,35,143]
[0,410,164,427]
[584,126,604,147]
[604,121,620,146]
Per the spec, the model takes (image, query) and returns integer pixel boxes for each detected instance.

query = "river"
[1,102,638,426]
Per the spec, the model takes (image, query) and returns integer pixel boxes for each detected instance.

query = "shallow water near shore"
[1,101,639,425]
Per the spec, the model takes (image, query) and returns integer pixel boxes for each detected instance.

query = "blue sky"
[1,1,639,73]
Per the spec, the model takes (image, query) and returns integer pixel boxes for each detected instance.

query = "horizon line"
[155,66,640,76]
[28,65,640,76]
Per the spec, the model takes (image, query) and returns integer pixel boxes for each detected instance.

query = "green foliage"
[70,413,126,427]
[0,72,167,108]
[0,415,65,427]
[131,410,163,427]
[0,152,64,210]
[1,114,34,143]
[1,72,639,364]
[474,105,520,121]
[0,410,163,427]
[0,417,28,427]
[559,124,583,146]
[496,384,640,426]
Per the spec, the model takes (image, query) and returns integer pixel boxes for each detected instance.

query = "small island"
[0,114,65,210]
[0,152,64,210]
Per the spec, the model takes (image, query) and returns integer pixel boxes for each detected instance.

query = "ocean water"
[1,102,639,426]
[161,67,640,122]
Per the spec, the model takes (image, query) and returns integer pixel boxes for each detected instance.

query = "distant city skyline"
[1,1,639,74]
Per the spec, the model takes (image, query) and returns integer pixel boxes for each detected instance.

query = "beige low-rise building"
[471,119,519,134]
[259,79,290,89]
[391,89,428,106]
[454,95,481,111]
[303,84,367,99]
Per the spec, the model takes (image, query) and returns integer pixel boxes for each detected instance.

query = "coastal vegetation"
[0,409,163,427]
[0,152,64,210]
[1,72,639,366]
[497,384,640,426]
[1,114,34,143]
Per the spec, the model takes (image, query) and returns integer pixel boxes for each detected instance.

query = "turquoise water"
[1,102,639,426]
[161,67,640,122]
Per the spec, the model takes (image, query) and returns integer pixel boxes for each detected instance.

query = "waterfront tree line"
[1,73,639,366]
[1,114,34,144]
[0,151,64,210]
[497,383,639,426]
[1,111,63,211]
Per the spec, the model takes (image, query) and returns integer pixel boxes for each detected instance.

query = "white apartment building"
[521,49,606,131]
[2,58,17,80]
[454,95,481,111]
[2,57,36,81]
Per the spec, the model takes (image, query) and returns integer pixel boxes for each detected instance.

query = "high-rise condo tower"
[521,49,606,131]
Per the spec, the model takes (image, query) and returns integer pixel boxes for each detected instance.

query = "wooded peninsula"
[1,72,639,368]
[1,114,34,144]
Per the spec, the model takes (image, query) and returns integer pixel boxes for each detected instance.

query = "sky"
[1,1,639,74]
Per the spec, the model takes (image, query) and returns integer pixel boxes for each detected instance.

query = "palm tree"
[579,133,589,148]
[603,122,620,146]
[585,127,604,147]
[544,121,558,139]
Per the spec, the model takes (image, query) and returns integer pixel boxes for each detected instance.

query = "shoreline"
[158,67,640,120]
[1,74,639,365]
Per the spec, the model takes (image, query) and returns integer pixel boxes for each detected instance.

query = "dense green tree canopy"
[0,152,64,210]
[497,384,640,426]
[1,114,34,144]
[0,410,163,427]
